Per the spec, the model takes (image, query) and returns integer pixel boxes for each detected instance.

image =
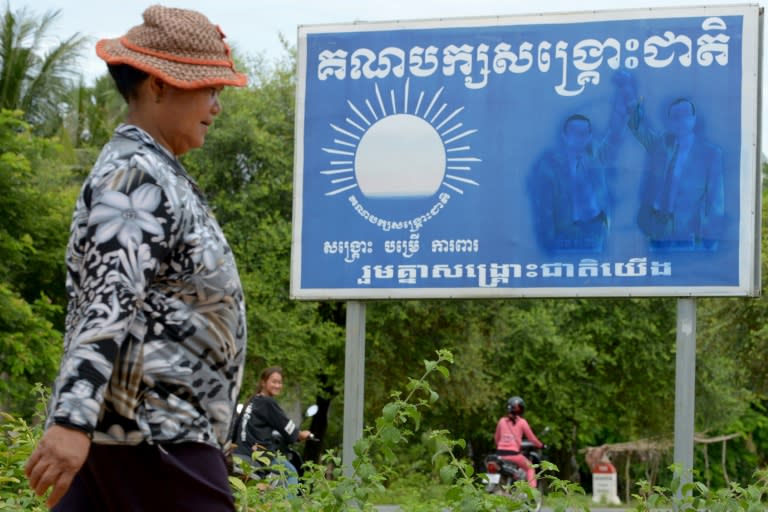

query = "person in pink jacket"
[494,396,544,488]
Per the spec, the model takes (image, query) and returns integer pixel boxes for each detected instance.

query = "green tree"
[0,110,76,416]
[0,5,87,134]
[60,73,124,152]
[361,296,681,481]
[693,165,768,481]
[56,74,126,181]
[67,74,125,149]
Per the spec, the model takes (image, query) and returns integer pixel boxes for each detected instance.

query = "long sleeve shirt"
[494,416,543,453]
[46,124,247,449]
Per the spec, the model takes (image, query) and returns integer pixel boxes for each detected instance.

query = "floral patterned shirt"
[46,124,246,449]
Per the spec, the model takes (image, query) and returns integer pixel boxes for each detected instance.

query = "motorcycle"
[483,426,550,511]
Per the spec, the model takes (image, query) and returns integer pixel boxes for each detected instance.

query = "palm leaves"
[65,73,126,147]
[0,5,88,132]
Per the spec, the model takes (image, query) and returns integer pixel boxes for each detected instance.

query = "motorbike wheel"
[528,491,543,512]
[521,489,543,512]
[500,483,543,511]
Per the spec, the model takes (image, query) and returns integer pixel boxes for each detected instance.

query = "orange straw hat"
[96,5,247,89]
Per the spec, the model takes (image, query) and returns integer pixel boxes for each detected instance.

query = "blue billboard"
[291,5,762,299]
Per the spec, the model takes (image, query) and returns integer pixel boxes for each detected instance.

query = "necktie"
[571,158,599,221]
[658,143,680,214]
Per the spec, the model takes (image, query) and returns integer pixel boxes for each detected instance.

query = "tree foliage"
[0,5,87,134]
[0,110,75,416]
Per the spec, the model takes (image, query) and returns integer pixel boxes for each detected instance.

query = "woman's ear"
[148,76,166,103]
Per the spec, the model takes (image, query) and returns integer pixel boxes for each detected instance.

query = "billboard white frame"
[291,4,763,300]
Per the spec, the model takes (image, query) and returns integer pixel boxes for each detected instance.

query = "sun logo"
[321,78,481,199]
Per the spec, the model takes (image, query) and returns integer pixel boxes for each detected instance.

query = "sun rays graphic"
[321,78,481,198]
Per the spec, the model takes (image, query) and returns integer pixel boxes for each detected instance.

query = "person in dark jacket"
[232,367,311,485]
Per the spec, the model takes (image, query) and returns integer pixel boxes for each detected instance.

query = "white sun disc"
[354,113,446,198]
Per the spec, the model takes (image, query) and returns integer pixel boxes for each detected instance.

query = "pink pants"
[502,454,537,488]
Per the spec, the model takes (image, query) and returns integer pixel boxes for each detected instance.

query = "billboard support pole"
[342,300,366,477]
[673,297,696,495]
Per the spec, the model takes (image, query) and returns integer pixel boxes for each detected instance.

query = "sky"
[16,0,767,153]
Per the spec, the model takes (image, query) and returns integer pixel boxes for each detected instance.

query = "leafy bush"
[227,349,768,511]
[632,464,768,511]
[228,350,554,511]
[0,385,47,511]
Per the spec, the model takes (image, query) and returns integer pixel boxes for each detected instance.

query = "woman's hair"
[107,63,150,102]
[255,366,283,394]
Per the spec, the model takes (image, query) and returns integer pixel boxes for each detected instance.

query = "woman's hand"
[24,425,91,508]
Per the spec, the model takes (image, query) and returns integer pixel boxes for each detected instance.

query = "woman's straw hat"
[96,5,247,89]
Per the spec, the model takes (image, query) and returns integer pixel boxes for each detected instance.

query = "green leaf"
[439,464,458,484]
[435,365,450,378]
[379,425,403,445]
[381,402,398,422]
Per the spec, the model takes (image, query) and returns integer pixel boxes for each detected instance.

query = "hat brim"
[96,38,247,89]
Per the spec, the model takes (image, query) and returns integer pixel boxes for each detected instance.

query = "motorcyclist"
[231,367,312,485]
[494,396,544,488]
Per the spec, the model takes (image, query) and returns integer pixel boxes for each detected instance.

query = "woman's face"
[262,372,284,397]
[154,85,223,155]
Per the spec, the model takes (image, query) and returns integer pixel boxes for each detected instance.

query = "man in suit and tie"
[625,93,725,251]
[528,74,631,254]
